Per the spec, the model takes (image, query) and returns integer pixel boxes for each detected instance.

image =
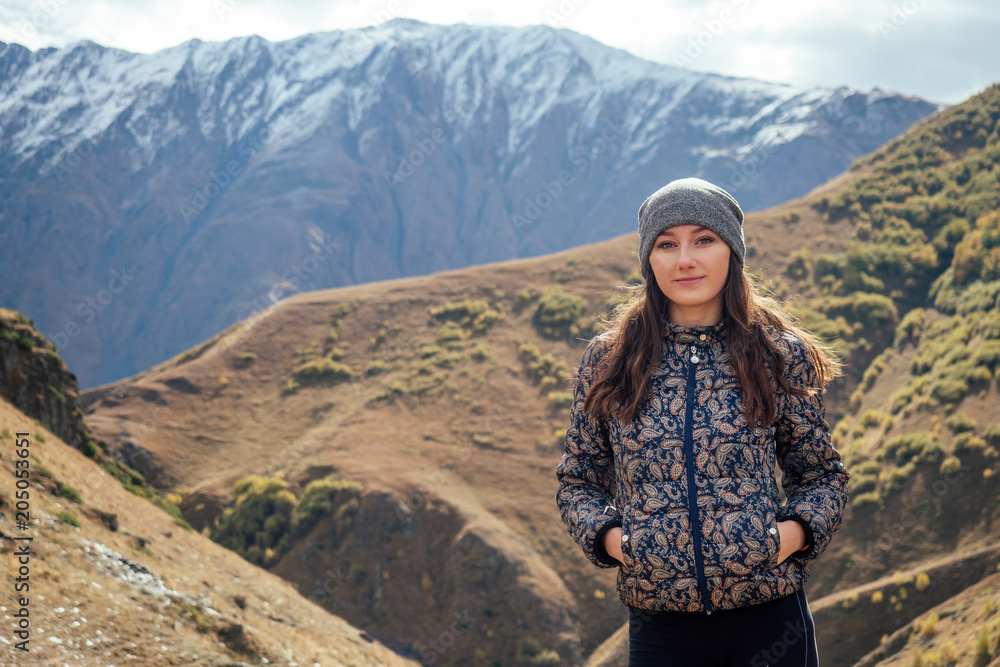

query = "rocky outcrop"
[0,307,96,456]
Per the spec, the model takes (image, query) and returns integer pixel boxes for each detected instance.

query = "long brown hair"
[581,254,843,428]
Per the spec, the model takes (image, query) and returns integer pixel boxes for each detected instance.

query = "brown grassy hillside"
[0,399,416,667]
[853,570,1000,666]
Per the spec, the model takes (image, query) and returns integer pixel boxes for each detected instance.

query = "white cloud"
[0,0,995,103]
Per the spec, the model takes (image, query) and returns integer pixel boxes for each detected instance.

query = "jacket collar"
[664,313,729,348]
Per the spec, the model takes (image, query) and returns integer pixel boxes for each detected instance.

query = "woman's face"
[648,224,731,319]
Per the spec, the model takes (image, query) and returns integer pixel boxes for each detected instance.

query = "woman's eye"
[658,237,712,248]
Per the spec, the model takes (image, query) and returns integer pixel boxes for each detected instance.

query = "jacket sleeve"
[773,333,850,566]
[555,336,622,569]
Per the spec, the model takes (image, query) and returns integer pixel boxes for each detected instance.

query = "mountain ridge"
[0,21,939,388]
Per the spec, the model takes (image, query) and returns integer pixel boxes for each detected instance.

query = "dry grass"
[0,401,416,667]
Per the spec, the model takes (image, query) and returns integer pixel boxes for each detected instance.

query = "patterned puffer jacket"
[555,315,849,614]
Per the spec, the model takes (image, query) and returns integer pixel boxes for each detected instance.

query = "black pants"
[627,588,819,667]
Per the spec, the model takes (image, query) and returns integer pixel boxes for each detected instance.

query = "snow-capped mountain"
[0,19,939,387]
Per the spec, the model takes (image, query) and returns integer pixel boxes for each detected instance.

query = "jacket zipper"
[684,347,714,614]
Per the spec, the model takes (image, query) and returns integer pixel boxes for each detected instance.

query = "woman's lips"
[675,277,704,285]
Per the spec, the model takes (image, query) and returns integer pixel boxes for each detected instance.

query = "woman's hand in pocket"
[603,526,626,565]
[776,520,806,565]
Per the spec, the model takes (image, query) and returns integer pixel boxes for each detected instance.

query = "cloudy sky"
[0,0,996,104]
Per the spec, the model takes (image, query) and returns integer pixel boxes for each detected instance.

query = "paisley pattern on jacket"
[555,315,849,614]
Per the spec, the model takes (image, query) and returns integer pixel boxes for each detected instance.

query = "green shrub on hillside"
[434,351,463,368]
[860,409,894,433]
[929,377,969,405]
[894,308,928,349]
[515,286,541,313]
[886,309,1000,412]
[851,473,879,495]
[518,342,569,388]
[435,321,465,343]
[853,491,882,507]
[470,307,503,333]
[858,460,881,476]
[811,233,938,298]
[533,286,591,340]
[517,636,561,666]
[940,455,962,475]
[233,351,257,369]
[952,432,998,458]
[293,358,355,384]
[946,411,977,434]
[290,478,363,539]
[884,462,917,492]
[813,292,898,331]
[888,378,923,415]
[974,339,1000,373]
[430,298,503,334]
[930,272,1000,315]
[372,321,404,348]
[55,511,80,528]
[431,299,490,323]
[60,485,83,504]
[370,349,451,403]
[365,359,387,376]
[100,460,165,501]
[786,248,812,281]
[859,355,890,396]
[928,211,1000,315]
[839,438,867,470]
[210,474,364,567]
[948,211,1000,285]
[210,475,297,566]
[882,431,944,467]
[986,423,1000,448]
[831,417,851,450]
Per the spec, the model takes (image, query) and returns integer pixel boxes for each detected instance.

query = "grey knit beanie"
[637,177,746,280]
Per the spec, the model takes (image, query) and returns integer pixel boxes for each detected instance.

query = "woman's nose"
[677,243,696,265]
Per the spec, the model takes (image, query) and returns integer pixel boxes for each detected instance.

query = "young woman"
[556,178,849,666]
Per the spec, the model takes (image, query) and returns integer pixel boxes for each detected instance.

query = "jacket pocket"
[706,503,779,579]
